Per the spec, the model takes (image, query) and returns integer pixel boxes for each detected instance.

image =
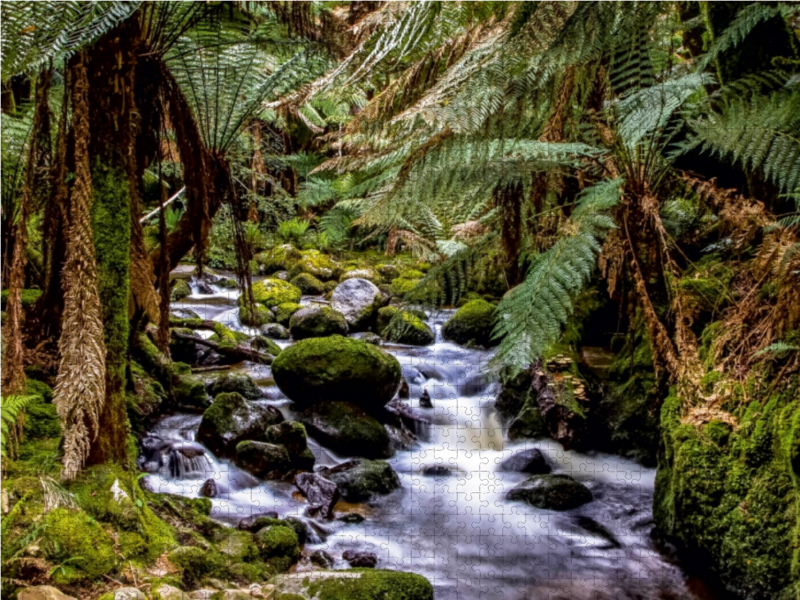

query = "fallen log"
[171,330,274,365]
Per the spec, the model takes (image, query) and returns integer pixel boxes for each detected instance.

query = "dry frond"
[450,220,487,241]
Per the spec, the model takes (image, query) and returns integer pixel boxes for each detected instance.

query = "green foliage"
[1,395,38,458]
[277,217,311,245]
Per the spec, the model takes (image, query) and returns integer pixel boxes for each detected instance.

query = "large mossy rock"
[271,336,401,410]
[320,458,401,502]
[171,279,191,301]
[378,307,434,346]
[330,278,384,331]
[40,508,117,584]
[197,392,283,457]
[290,272,325,295]
[238,303,274,327]
[254,244,300,274]
[442,299,496,347]
[654,388,800,599]
[235,441,290,478]
[270,570,434,600]
[243,279,302,309]
[265,421,315,471]
[300,401,393,459]
[389,277,420,298]
[254,524,300,568]
[506,474,592,510]
[293,249,339,281]
[209,372,262,400]
[275,302,303,327]
[289,306,348,340]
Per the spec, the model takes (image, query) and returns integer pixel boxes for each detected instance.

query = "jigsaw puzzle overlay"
[139,274,696,600]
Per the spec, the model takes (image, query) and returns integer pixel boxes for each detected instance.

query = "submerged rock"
[422,465,451,477]
[196,392,283,457]
[272,336,401,411]
[199,478,221,498]
[300,401,393,459]
[295,472,340,519]
[497,449,551,474]
[331,278,383,331]
[309,549,335,568]
[506,474,592,510]
[442,299,496,347]
[319,458,401,502]
[289,306,348,340]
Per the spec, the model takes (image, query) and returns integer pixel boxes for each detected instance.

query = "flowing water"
[143,277,716,600]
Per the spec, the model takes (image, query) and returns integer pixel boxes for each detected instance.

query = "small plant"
[277,218,310,245]
[1,394,38,460]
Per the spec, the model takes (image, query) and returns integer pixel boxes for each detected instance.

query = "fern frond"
[1,394,38,459]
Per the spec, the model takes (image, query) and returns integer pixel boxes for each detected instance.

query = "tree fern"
[492,179,623,373]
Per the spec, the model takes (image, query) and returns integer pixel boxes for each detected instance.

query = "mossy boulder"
[264,421,315,471]
[390,277,420,298]
[320,459,401,502]
[170,363,211,410]
[289,306,348,340]
[254,244,300,274]
[238,303,274,327]
[399,268,424,280]
[244,279,302,309]
[442,300,496,347]
[40,508,117,583]
[300,401,393,459]
[330,279,384,331]
[275,302,303,327]
[376,264,401,283]
[341,269,381,285]
[270,569,434,600]
[197,392,283,457]
[210,372,262,400]
[251,335,283,357]
[506,474,592,510]
[235,441,291,478]
[260,323,290,340]
[290,272,325,295]
[379,308,434,346]
[171,279,191,301]
[293,249,339,281]
[0,288,42,310]
[271,336,401,410]
[254,524,300,568]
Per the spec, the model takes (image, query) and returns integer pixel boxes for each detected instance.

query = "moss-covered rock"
[289,306,348,340]
[290,272,325,295]
[654,385,800,599]
[330,279,384,331]
[275,302,303,327]
[270,569,434,600]
[209,372,262,400]
[293,249,339,281]
[389,277,420,298]
[238,303,275,327]
[197,392,283,457]
[260,323,291,340]
[376,264,401,283]
[254,244,300,274]
[442,300,496,347]
[254,524,300,568]
[506,474,592,510]
[40,508,117,583]
[244,279,302,309]
[321,459,401,502]
[171,279,191,301]
[0,288,42,310]
[265,421,315,471]
[341,269,381,285]
[235,441,291,478]
[251,335,283,357]
[272,336,401,410]
[300,401,393,459]
[379,309,434,346]
[398,268,424,280]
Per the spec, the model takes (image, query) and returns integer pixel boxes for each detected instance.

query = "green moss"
[292,249,339,281]
[300,569,434,600]
[245,279,302,309]
[398,269,424,280]
[255,244,301,274]
[254,524,300,568]
[0,288,42,310]
[21,380,60,440]
[507,396,548,440]
[381,310,434,346]
[390,277,420,297]
[441,300,496,347]
[289,306,348,339]
[239,303,275,327]
[290,272,325,295]
[300,401,393,459]
[210,372,262,400]
[276,302,303,327]
[171,279,192,301]
[41,508,117,583]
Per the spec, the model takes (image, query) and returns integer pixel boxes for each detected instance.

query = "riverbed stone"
[378,308,434,346]
[275,302,303,327]
[269,570,434,600]
[289,306,348,340]
[343,550,378,568]
[272,336,401,410]
[235,441,290,478]
[209,372,262,400]
[264,421,315,471]
[260,322,290,339]
[506,474,592,510]
[196,392,283,457]
[442,299,497,347]
[254,524,300,565]
[238,303,274,327]
[295,472,340,519]
[171,279,191,301]
[290,272,325,295]
[300,401,393,459]
[331,278,384,331]
[244,279,302,309]
[497,449,551,474]
[319,458,401,502]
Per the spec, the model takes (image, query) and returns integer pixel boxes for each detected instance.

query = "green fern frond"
[1,394,38,459]
[753,341,800,358]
